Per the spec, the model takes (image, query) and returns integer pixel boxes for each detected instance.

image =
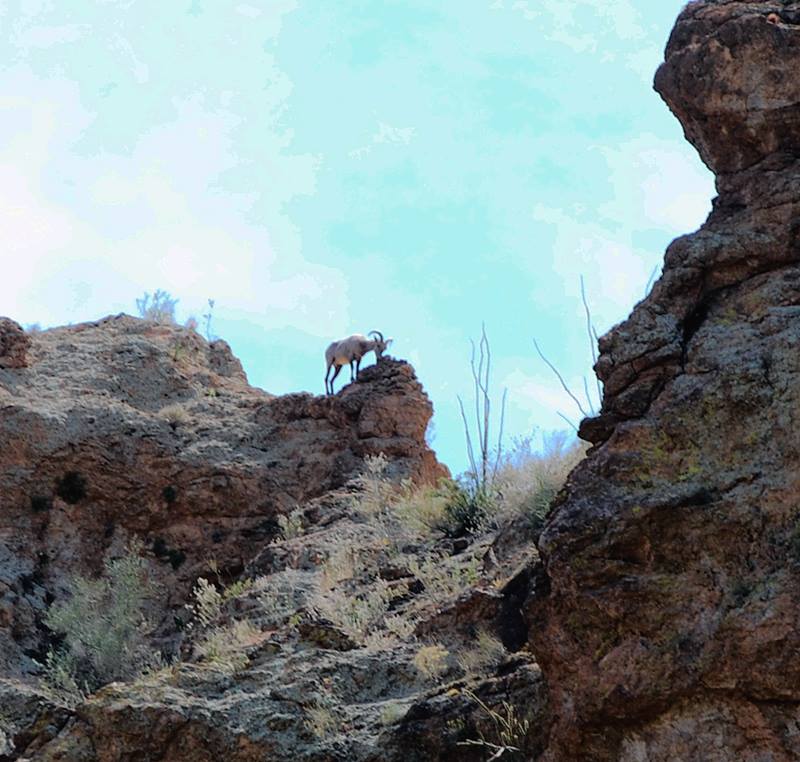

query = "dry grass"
[457,628,506,675]
[312,581,392,641]
[305,704,339,739]
[318,546,362,592]
[413,643,450,681]
[493,432,586,530]
[276,507,305,540]
[158,403,191,428]
[408,553,481,604]
[194,619,260,673]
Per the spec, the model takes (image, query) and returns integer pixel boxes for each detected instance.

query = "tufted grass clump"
[305,703,339,739]
[43,542,160,700]
[494,432,586,531]
[158,403,191,429]
[277,507,305,540]
[457,628,506,675]
[312,580,393,641]
[413,643,450,681]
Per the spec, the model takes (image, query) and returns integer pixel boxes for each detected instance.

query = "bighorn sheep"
[324,330,393,395]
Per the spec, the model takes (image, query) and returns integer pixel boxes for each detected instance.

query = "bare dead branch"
[580,275,602,406]
[533,339,591,419]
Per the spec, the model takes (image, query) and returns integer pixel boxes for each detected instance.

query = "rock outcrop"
[1,316,544,762]
[533,2,800,759]
[0,320,30,370]
[0,315,442,676]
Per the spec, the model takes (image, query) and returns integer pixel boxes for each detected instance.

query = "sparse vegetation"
[458,688,531,760]
[408,553,481,604]
[318,546,362,592]
[413,643,450,681]
[159,403,190,429]
[312,580,392,640]
[202,298,217,341]
[457,325,507,498]
[277,507,305,540]
[494,432,587,531]
[457,628,506,675]
[135,289,178,324]
[305,703,339,739]
[379,703,408,726]
[193,619,260,673]
[186,575,259,673]
[42,543,160,700]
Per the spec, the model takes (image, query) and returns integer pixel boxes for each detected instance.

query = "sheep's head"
[368,330,393,359]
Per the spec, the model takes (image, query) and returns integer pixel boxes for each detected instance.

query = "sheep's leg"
[355,357,362,379]
[350,361,356,382]
[325,363,332,395]
[330,364,342,393]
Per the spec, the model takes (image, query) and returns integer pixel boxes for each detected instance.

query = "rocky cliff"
[0,315,443,678]
[0,316,546,761]
[532,2,800,759]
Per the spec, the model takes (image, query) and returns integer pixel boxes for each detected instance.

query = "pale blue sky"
[0,0,713,471]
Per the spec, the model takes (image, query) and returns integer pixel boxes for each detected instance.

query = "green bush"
[441,479,496,537]
[43,544,160,698]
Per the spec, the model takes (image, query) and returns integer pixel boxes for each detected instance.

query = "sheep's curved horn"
[368,330,384,342]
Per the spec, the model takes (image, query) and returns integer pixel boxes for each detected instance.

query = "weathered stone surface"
[0,315,544,762]
[0,320,30,370]
[0,315,444,676]
[532,2,800,760]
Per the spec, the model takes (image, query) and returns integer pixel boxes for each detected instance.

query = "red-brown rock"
[0,319,31,369]
[532,2,800,760]
[0,315,443,675]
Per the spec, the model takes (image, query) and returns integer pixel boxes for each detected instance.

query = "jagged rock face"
[532,2,800,760]
[0,315,443,675]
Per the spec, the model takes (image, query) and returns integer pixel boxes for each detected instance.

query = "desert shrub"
[313,580,392,640]
[408,553,481,605]
[276,508,305,540]
[136,289,178,323]
[352,452,395,517]
[318,546,362,592]
[457,628,506,675]
[494,432,586,531]
[186,576,258,673]
[413,643,450,681]
[256,570,313,626]
[441,479,496,537]
[193,619,260,673]
[43,543,160,697]
[158,403,190,428]
[186,577,224,628]
[383,613,417,640]
[394,479,453,538]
